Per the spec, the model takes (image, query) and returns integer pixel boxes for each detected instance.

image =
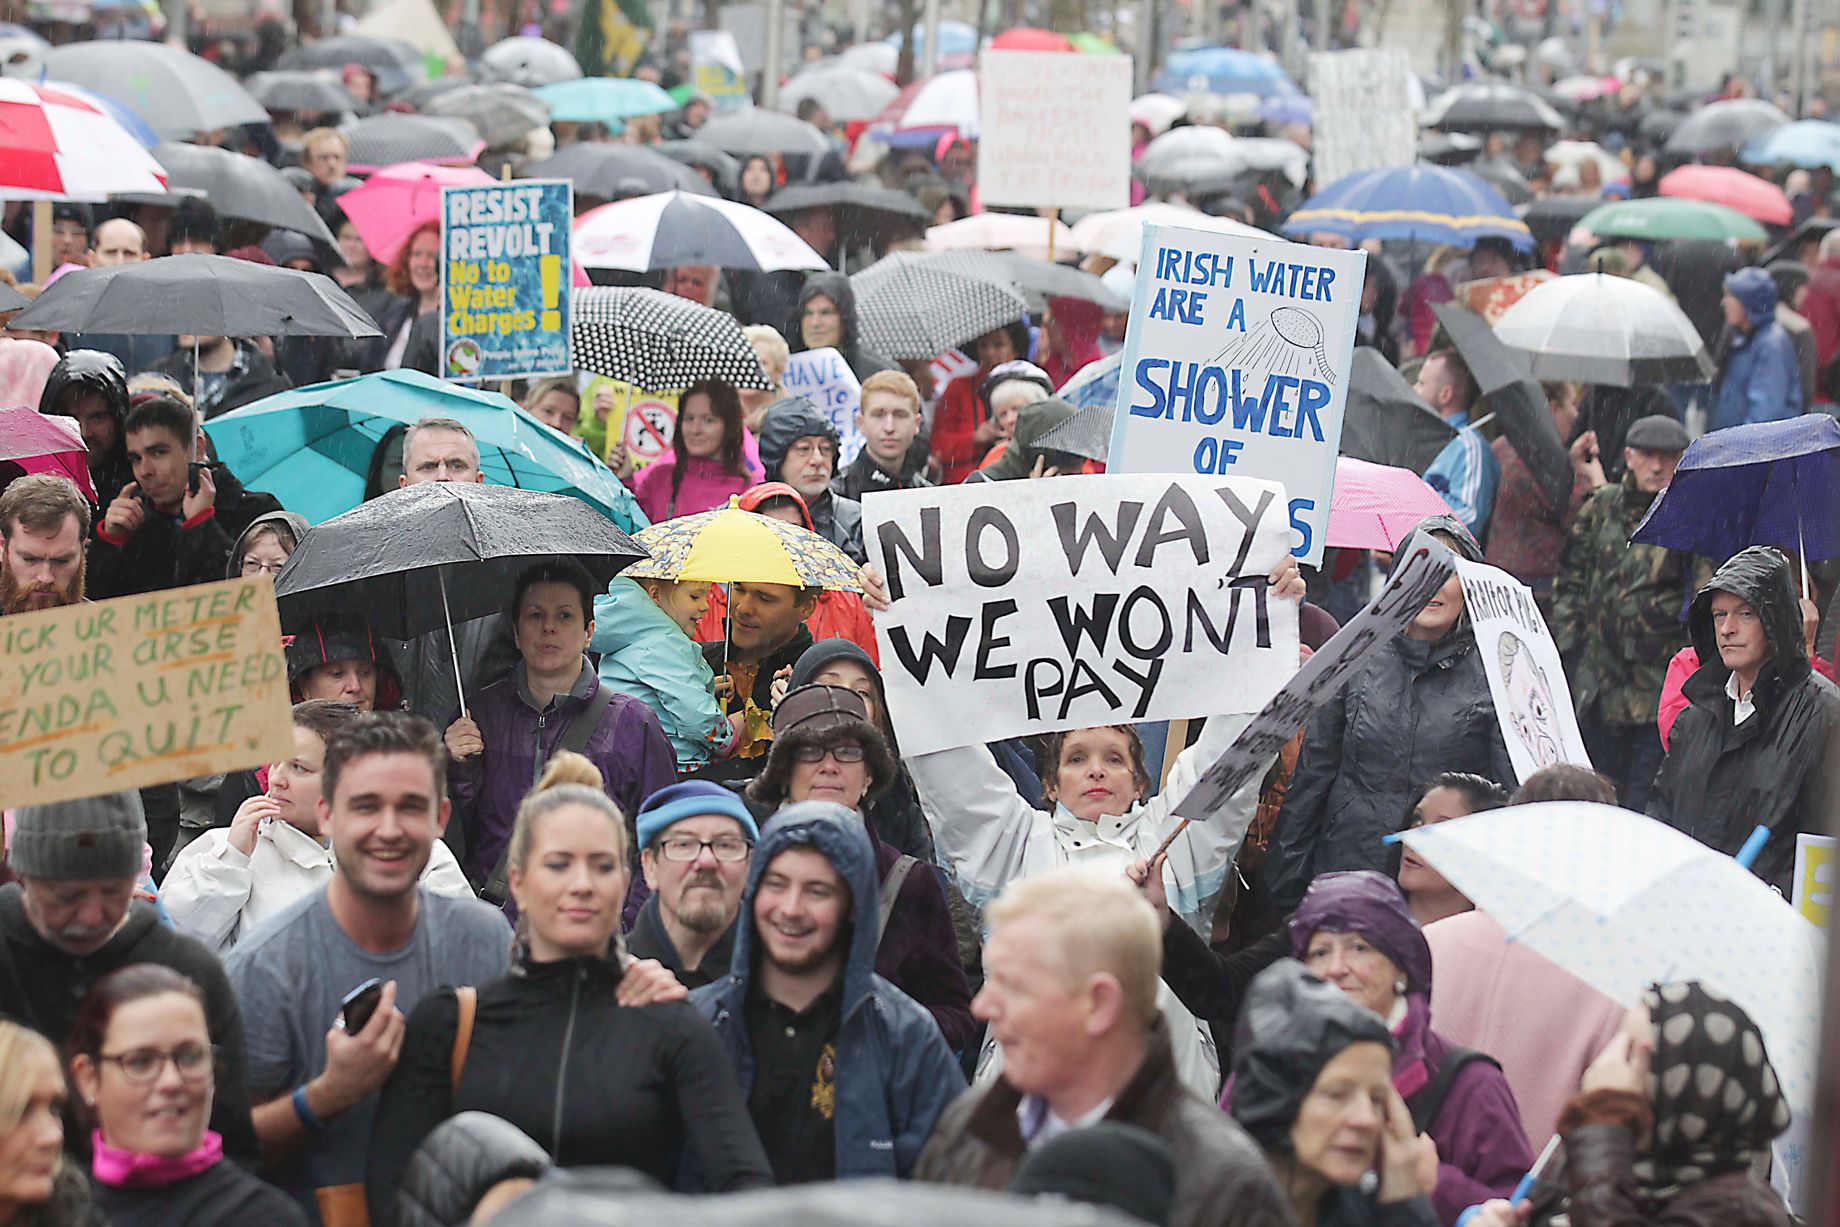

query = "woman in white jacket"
[161,700,472,953]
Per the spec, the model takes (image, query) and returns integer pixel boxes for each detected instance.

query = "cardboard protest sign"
[865,473,1298,757]
[0,578,294,809]
[690,29,749,110]
[578,374,680,467]
[1454,559,1592,781]
[1794,834,1834,929]
[1107,224,1366,567]
[441,180,573,381]
[976,49,1133,212]
[1306,49,1416,190]
[783,347,865,464]
[1172,540,1455,821]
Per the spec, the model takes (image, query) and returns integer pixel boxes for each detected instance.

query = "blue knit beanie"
[635,781,760,850]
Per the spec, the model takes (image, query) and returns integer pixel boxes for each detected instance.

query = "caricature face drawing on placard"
[1499,631,1561,769]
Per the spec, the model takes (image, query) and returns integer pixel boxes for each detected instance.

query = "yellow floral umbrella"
[622,495,863,591]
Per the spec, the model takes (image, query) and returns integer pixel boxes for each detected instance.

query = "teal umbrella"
[202,369,648,531]
[535,77,678,126]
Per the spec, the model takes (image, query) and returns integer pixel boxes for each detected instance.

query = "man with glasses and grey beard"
[626,782,760,990]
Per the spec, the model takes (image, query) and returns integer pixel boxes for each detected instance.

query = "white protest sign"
[976,49,1133,211]
[1454,559,1592,781]
[1107,223,1366,568]
[1173,539,1455,820]
[1307,49,1417,190]
[783,347,865,465]
[865,473,1298,757]
[690,29,749,110]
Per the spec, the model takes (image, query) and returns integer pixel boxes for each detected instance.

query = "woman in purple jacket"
[1287,871,1533,1226]
[444,558,678,906]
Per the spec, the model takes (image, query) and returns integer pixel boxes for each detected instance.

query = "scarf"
[92,1128,223,1190]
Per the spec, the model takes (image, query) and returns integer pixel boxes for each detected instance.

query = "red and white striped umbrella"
[0,79,168,201]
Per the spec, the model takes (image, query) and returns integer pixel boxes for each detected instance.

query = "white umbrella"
[885,68,978,136]
[480,36,582,87]
[778,65,899,122]
[1065,201,1276,264]
[926,213,1076,261]
[836,41,899,75]
[573,190,828,273]
[1129,92,1187,137]
[1543,139,1631,186]
[1493,272,1716,386]
[1397,802,1825,1115]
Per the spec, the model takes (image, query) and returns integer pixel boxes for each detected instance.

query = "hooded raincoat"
[594,576,735,771]
[38,349,131,508]
[1648,547,1840,890]
[755,399,866,562]
[1712,269,1802,430]
[794,272,897,382]
[692,803,965,1181]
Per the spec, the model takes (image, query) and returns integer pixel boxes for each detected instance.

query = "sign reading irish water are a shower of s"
[440,179,573,382]
[1108,223,1367,567]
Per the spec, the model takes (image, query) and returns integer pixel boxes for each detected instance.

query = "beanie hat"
[9,791,147,880]
[1010,1123,1177,1226]
[635,780,760,850]
[1724,266,1778,325]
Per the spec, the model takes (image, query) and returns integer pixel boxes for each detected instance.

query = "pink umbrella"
[1326,456,1453,552]
[0,405,95,499]
[1658,165,1793,226]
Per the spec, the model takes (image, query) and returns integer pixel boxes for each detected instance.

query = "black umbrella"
[1763,216,1840,266]
[244,70,356,116]
[851,250,1029,360]
[276,35,424,95]
[144,142,335,245]
[421,83,552,150]
[1418,132,1484,165]
[44,41,267,140]
[1342,348,1458,474]
[997,252,1129,312]
[1637,109,1686,148]
[697,109,832,158]
[12,254,379,339]
[1467,158,1534,206]
[524,142,714,198]
[1423,83,1565,133]
[275,482,646,717]
[1519,196,1599,247]
[1432,302,1574,512]
[0,281,29,312]
[572,287,773,391]
[764,182,930,257]
[344,113,483,171]
[657,140,740,191]
[1665,99,1789,157]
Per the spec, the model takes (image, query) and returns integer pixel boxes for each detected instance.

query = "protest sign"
[0,578,294,809]
[865,473,1298,757]
[1107,223,1366,567]
[1307,49,1416,189]
[441,179,572,381]
[977,49,1132,212]
[690,29,749,110]
[784,347,865,464]
[1454,559,1593,780]
[578,374,680,467]
[1793,833,1834,929]
[1172,541,1455,821]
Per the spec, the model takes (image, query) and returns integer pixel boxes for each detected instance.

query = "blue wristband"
[292,1085,325,1133]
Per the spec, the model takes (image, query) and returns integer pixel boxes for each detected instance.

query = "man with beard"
[0,474,88,615]
[626,782,759,989]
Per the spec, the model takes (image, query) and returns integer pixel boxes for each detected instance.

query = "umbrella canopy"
[623,496,861,590]
[573,191,828,273]
[243,70,355,116]
[1149,45,1300,97]
[1658,165,1793,226]
[1032,390,1117,462]
[1542,139,1631,186]
[573,286,773,391]
[0,281,27,312]
[422,83,551,149]
[1341,348,1458,473]
[836,42,899,75]
[1493,272,1716,386]
[1743,119,1840,171]
[1666,98,1790,157]
[926,213,1076,259]
[276,35,424,94]
[1422,82,1564,132]
[201,368,644,529]
[1518,195,1599,247]
[1550,73,1621,102]
[274,481,645,639]
[1326,457,1454,551]
[764,182,929,257]
[873,69,979,141]
[851,250,1030,360]
[1067,201,1276,262]
[656,140,740,190]
[996,252,1128,312]
[1398,802,1824,1115]
[44,41,265,140]
[0,79,168,201]
[343,112,486,172]
[526,141,712,199]
[534,77,678,126]
[0,406,94,499]
[1432,302,1573,510]
[149,142,335,244]
[886,20,980,61]
[776,66,899,122]
[1464,158,1533,206]
[479,36,583,87]
[1577,196,1769,244]
[336,162,496,265]
[1135,127,1309,197]
[1631,415,1840,564]
[989,26,1073,50]
[1128,92,1186,137]
[1283,164,1532,251]
[1054,351,1123,410]
[12,254,380,340]
[697,108,832,158]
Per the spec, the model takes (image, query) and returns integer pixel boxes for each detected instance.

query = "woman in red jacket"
[929,319,1031,484]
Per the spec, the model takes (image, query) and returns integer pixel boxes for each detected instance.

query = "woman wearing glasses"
[69,965,307,1227]
[227,511,307,583]
[365,753,772,1224]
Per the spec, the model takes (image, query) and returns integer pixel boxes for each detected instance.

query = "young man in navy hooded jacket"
[691,800,964,1183]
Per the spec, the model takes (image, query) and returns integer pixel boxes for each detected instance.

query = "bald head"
[91,219,146,267]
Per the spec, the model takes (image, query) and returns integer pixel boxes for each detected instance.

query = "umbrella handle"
[1735,823,1771,870]
[438,567,470,722]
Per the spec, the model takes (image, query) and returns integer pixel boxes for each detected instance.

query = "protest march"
[0,6,1838,1227]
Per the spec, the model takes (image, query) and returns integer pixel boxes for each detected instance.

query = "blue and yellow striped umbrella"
[1282,164,1533,251]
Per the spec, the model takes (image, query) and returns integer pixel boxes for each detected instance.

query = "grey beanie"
[9,791,147,880]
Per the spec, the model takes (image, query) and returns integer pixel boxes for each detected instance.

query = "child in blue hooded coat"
[594,576,738,772]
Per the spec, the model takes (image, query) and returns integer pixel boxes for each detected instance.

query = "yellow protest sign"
[1794,834,1834,929]
[0,577,294,808]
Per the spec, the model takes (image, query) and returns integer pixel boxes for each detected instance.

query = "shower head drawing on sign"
[1499,631,1562,769]
[1211,305,1338,385]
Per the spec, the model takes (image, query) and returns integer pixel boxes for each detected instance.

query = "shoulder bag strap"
[1410,1046,1499,1134]
[450,986,477,1092]
[557,684,616,758]
[877,854,920,945]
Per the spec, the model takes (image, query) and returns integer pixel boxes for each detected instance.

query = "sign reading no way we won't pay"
[441,179,573,382]
[1108,224,1367,567]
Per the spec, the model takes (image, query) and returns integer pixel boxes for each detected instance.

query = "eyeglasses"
[790,742,865,764]
[785,439,835,461]
[656,835,752,863]
[97,1043,215,1085]
[241,559,286,575]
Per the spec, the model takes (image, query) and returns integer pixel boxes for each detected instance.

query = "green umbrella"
[1579,197,1769,243]
[1068,32,1122,53]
